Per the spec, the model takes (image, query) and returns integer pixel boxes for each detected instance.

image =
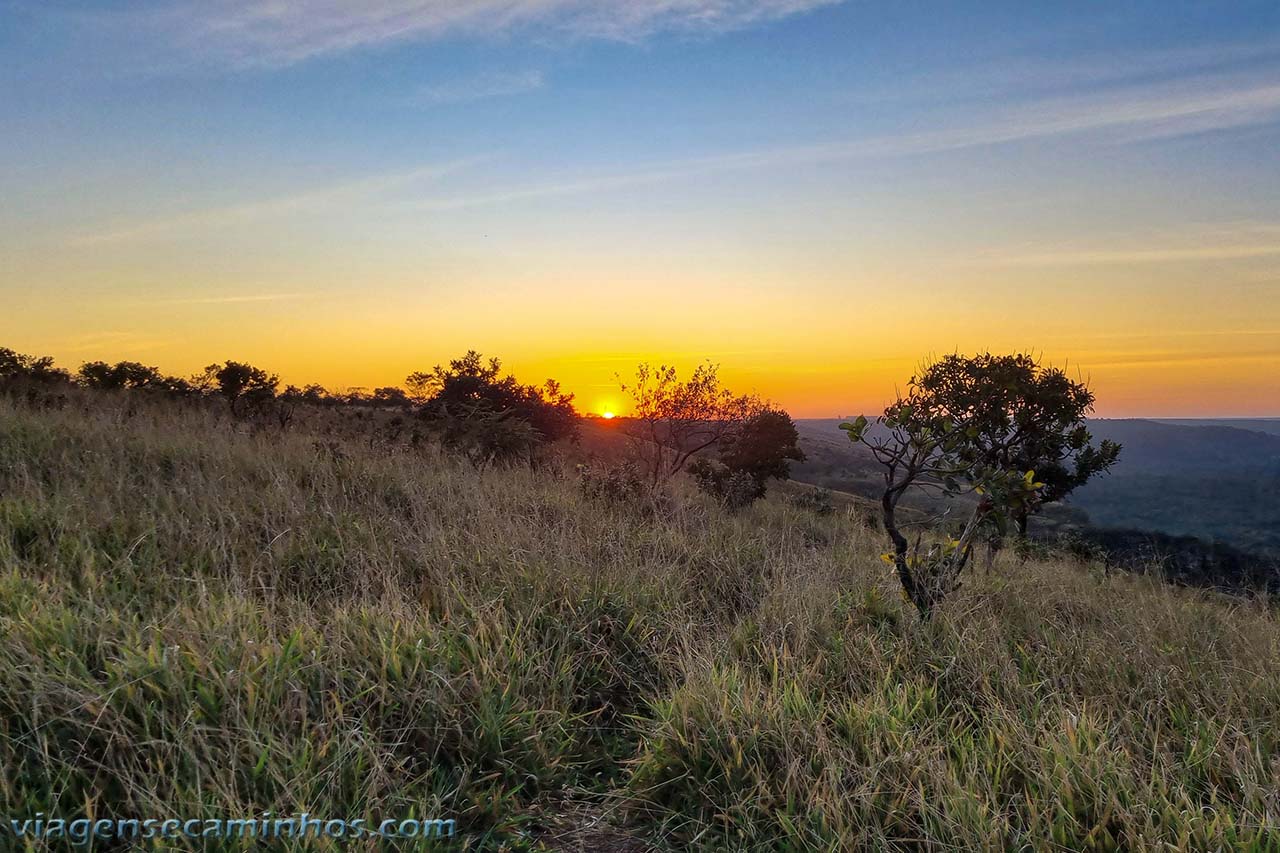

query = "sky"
[2,1,1279,418]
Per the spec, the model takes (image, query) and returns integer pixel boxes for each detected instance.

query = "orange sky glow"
[3,3,1279,418]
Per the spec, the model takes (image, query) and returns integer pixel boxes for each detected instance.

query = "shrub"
[577,461,647,507]
[689,457,764,511]
[788,486,836,516]
[617,361,761,491]
[409,352,578,464]
[842,393,1045,618]
[717,407,805,493]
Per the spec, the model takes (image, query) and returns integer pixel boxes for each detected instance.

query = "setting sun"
[601,411,616,420]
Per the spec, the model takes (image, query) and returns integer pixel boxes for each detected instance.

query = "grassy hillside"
[3,398,1280,850]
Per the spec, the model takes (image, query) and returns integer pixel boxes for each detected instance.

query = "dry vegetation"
[2,395,1279,850]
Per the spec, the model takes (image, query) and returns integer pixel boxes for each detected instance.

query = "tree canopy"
[408,351,578,465]
[907,352,1121,532]
[619,362,765,490]
[196,361,280,415]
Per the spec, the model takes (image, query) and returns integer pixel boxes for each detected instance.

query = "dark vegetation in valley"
[1069,419,1280,556]
[2,344,1280,849]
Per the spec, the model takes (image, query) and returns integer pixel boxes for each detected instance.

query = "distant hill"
[1070,419,1280,554]
[792,417,1280,557]
[1086,419,1280,471]
[1157,418,1280,437]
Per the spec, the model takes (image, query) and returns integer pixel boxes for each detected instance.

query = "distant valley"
[792,417,1280,557]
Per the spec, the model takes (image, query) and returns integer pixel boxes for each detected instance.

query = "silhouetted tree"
[619,362,763,490]
[720,407,805,491]
[408,352,505,412]
[0,347,70,393]
[79,360,162,390]
[197,361,279,416]
[297,384,329,405]
[372,386,412,407]
[80,360,195,398]
[272,385,301,428]
[409,351,578,464]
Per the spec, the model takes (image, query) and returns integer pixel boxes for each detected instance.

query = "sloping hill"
[3,398,1280,849]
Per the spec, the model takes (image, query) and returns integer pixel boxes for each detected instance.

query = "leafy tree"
[406,351,501,403]
[0,347,70,390]
[408,351,578,464]
[269,384,325,428]
[152,375,197,397]
[333,388,372,406]
[296,384,329,405]
[197,361,279,416]
[372,386,412,407]
[689,407,806,508]
[80,360,195,397]
[79,360,163,390]
[720,407,805,491]
[842,390,1045,619]
[909,353,1121,536]
[618,362,763,490]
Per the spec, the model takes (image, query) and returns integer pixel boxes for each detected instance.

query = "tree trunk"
[983,534,1002,574]
[881,490,934,618]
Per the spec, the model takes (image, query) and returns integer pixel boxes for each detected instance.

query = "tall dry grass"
[1,396,1278,850]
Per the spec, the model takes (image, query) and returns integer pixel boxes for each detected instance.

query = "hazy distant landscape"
[793,417,1280,558]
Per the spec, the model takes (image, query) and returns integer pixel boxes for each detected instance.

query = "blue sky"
[2,1,1279,416]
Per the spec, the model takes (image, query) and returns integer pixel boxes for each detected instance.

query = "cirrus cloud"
[415,69,546,106]
[125,0,843,69]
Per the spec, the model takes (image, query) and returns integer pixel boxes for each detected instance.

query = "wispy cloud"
[415,69,545,106]
[888,74,1280,151]
[75,157,484,245]
[125,0,842,69]
[967,219,1280,269]
[407,75,1280,211]
[1081,351,1280,370]
[153,292,311,305]
[54,331,176,354]
[68,67,1280,243]
[1058,327,1280,341]
[848,37,1280,108]
[976,244,1280,267]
